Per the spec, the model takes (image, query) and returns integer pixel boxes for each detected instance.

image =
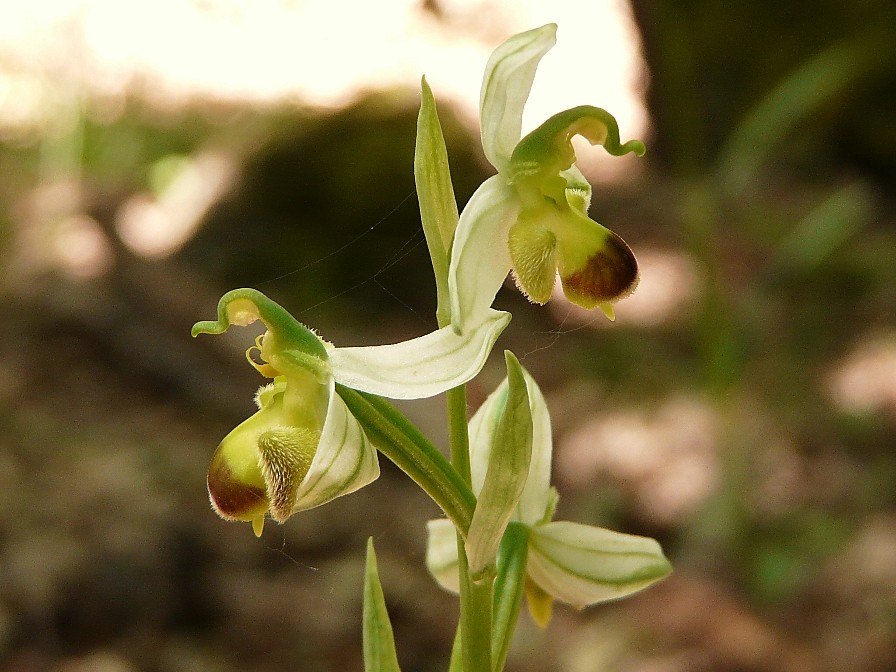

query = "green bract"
[465,351,533,582]
[193,288,507,535]
[450,23,644,325]
[425,364,671,625]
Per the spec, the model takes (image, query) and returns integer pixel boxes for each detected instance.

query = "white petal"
[527,521,671,607]
[467,365,553,525]
[291,377,380,511]
[480,24,557,171]
[329,309,510,399]
[467,374,503,496]
[425,518,461,594]
[448,175,519,331]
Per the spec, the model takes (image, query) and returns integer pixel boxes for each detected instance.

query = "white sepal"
[328,308,510,399]
[448,175,519,331]
[479,24,557,171]
[291,376,380,511]
[425,518,461,594]
[526,521,672,608]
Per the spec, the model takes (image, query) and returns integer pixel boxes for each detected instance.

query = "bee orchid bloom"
[425,365,671,625]
[450,24,644,328]
[193,288,508,536]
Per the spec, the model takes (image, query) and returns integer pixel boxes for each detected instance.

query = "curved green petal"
[448,175,520,330]
[508,105,646,200]
[192,288,328,363]
[291,376,380,511]
[425,518,460,594]
[329,308,510,400]
[527,521,671,608]
[480,23,557,171]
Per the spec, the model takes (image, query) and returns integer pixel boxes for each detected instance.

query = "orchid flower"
[425,365,671,626]
[192,288,508,536]
[450,24,644,329]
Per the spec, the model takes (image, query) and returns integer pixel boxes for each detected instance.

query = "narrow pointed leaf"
[416,76,458,328]
[447,625,464,672]
[527,521,671,607]
[480,24,557,171]
[467,362,551,525]
[340,387,475,535]
[329,308,510,399]
[466,351,533,581]
[363,539,402,672]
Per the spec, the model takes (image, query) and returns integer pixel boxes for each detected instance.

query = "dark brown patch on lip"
[563,231,639,303]
[207,459,268,520]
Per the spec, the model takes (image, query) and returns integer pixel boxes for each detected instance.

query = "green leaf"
[415,76,458,327]
[468,365,553,527]
[338,386,476,536]
[363,539,402,672]
[479,24,557,171]
[448,624,464,672]
[465,351,533,581]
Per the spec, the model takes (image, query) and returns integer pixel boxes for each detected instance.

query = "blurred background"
[1,0,895,670]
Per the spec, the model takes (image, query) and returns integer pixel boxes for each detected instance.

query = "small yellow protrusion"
[245,334,279,378]
[525,577,554,628]
[598,302,615,321]
[252,515,265,538]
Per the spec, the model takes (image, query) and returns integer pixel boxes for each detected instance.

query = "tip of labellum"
[560,230,639,313]
[207,455,270,524]
[252,515,265,537]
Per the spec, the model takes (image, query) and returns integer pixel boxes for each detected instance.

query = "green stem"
[447,386,472,484]
[457,536,493,672]
[447,384,493,672]
[336,385,475,535]
[491,522,530,672]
